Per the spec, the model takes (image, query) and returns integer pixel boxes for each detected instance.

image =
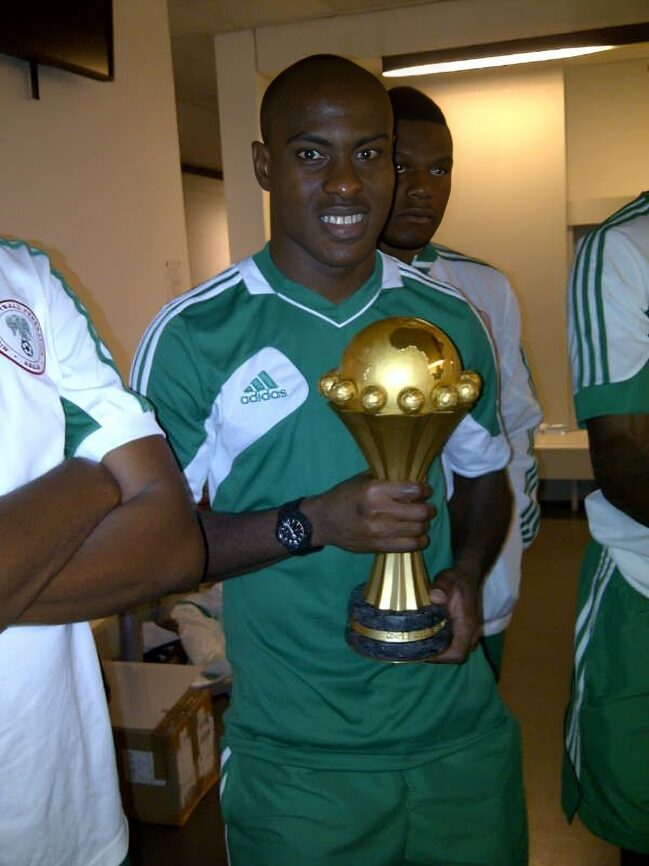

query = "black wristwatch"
[275,498,323,556]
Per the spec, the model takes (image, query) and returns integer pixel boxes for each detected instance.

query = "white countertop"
[534,428,593,480]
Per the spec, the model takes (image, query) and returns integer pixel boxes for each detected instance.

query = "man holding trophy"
[132,54,527,866]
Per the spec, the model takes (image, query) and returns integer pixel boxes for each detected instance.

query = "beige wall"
[407,67,569,425]
[0,0,188,376]
[214,30,269,262]
[182,173,231,285]
[566,55,649,220]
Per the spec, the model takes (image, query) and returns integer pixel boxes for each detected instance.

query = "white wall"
[182,173,231,285]
[0,0,188,376]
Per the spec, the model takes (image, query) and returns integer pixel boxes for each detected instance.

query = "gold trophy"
[319,317,482,662]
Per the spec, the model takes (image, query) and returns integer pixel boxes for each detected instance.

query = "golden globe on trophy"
[319,317,482,663]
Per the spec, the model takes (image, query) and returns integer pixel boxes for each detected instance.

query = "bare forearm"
[18,438,206,624]
[199,475,435,581]
[20,488,203,623]
[0,459,119,629]
[200,508,286,581]
[448,470,512,583]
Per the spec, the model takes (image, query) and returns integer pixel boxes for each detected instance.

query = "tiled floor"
[128,507,620,865]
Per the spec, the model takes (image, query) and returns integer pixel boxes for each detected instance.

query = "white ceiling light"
[382,23,649,78]
[383,45,613,77]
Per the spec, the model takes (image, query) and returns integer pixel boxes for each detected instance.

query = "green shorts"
[563,540,649,853]
[220,716,527,866]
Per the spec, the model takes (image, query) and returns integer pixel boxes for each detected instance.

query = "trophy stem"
[363,551,430,610]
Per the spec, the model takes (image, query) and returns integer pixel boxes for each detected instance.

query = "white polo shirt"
[0,239,161,866]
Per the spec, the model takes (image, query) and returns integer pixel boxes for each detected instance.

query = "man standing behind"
[0,238,205,866]
[563,192,649,865]
[379,87,542,677]
[133,55,527,865]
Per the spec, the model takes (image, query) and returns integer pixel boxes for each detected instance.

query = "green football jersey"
[132,247,513,770]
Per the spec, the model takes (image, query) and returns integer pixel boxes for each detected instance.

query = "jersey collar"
[252,244,387,326]
[412,243,439,267]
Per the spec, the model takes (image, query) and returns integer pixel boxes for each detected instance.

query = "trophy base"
[345,584,452,663]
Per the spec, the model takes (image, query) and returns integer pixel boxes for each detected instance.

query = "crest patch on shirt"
[0,300,46,374]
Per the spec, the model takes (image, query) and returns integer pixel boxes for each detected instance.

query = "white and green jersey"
[412,244,542,634]
[567,192,649,598]
[133,246,513,771]
[0,239,161,866]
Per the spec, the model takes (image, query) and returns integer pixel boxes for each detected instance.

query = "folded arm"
[0,457,120,629]
[14,435,205,626]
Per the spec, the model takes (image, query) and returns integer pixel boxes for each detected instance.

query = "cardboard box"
[104,661,219,826]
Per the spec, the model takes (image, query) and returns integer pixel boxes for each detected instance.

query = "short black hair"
[388,86,447,127]
[260,54,388,143]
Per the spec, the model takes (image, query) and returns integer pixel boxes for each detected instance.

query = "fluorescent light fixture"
[384,45,613,77]
[382,23,649,78]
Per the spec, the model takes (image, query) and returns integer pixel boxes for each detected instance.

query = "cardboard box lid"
[104,661,206,731]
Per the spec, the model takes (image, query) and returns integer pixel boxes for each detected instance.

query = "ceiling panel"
[167,0,437,36]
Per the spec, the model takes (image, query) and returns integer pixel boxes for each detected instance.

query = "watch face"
[277,515,307,551]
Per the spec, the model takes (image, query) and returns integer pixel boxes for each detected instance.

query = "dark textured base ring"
[345,583,452,662]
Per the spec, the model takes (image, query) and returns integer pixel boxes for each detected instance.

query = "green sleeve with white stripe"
[568,203,649,423]
[134,315,217,488]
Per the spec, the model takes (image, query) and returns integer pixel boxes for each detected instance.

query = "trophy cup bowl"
[319,317,482,663]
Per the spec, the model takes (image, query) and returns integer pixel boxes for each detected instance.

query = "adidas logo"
[240,370,288,404]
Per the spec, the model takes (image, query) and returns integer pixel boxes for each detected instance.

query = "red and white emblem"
[0,299,46,374]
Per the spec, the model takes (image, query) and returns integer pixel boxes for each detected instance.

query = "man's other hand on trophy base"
[424,565,481,664]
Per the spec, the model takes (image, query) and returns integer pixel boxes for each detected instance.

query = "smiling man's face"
[253,67,394,301]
